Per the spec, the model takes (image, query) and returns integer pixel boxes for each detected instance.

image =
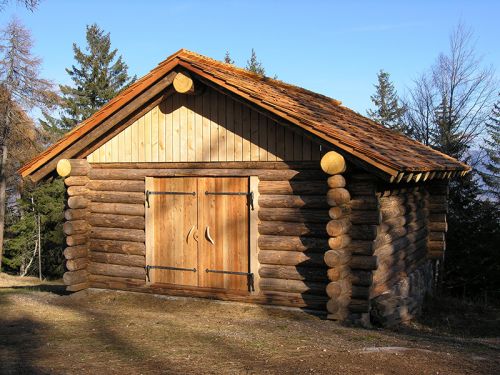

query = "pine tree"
[3,177,65,277]
[224,51,234,65]
[444,168,500,297]
[367,70,407,132]
[246,48,265,75]
[480,94,500,201]
[59,23,136,130]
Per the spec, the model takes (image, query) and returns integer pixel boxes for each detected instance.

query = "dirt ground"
[0,274,498,375]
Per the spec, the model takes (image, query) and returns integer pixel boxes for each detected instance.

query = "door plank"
[198,177,249,291]
[152,178,198,286]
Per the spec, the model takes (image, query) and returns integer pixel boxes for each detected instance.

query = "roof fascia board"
[20,60,180,179]
[26,71,178,182]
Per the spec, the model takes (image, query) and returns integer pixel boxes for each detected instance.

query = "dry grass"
[0,274,498,374]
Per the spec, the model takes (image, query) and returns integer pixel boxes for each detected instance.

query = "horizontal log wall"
[370,185,434,327]
[341,173,379,326]
[426,182,448,260]
[80,162,330,309]
[85,168,147,289]
[62,160,91,292]
[257,167,330,308]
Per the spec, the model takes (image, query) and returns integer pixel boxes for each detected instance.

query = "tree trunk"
[37,214,42,280]
[0,144,7,272]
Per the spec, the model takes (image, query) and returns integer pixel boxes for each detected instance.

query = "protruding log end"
[57,159,72,177]
[173,71,195,94]
[66,282,89,292]
[326,280,351,298]
[57,159,90,177]
[320,151,346,175]
[327,174,346,188]
[326,188,351,206]
[324,249,351,267]
[326,294,350,314]
[328,234,351,250]
[326,218,352,237]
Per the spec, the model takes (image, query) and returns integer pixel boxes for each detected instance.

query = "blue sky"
[0,0,498,114]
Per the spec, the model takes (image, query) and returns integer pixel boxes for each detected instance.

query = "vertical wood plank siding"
[87,87,321,163]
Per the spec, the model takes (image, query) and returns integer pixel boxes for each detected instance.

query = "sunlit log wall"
[60,159,334,309]
[62,160,91,291]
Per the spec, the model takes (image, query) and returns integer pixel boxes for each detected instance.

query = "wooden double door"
[146,177,251,291]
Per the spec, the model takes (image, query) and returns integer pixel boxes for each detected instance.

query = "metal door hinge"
[145,190,196,207]
[205,268,255,291]
[204,191,254,210]
[145,265,197,282]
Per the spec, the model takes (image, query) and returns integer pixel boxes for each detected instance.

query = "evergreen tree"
[367,70,407,132]
[480,94,500,201]
[3,177,65,278]
[224,50,234,65]
[246,48,265,75]
[59,23,136,130]
[443,169,500,297]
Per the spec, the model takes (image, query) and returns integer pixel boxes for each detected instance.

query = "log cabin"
[19,49,469,326]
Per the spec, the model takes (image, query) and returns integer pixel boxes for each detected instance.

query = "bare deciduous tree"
[0,0,40,12]
[0,19,56,271]
[405,23,496,158]
[404,73,436,146]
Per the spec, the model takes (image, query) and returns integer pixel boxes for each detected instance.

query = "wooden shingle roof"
[19,49,469,181]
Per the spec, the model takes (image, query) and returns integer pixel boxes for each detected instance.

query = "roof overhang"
[19,49,471,183]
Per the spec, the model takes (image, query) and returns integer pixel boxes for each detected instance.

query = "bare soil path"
[0,274,498,374]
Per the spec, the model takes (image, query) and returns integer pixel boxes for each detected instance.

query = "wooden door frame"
[145,174,260,294]
[249,175,260,293]
[145,177,154,286]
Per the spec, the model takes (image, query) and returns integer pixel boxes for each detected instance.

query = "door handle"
[205,226,215,245]
[186,225,195,244]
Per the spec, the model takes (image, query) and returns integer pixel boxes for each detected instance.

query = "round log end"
[328,234,351,250]
[173,72,194,94]
[327,266,350,282]
[320,151,346,175]
[327,174,346,188]
[326,188,351,206]
[326,218,352,237]
[56,159,72,177]
[324,249,351,267]
[326,279,351,298]
[326,294,350,314]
